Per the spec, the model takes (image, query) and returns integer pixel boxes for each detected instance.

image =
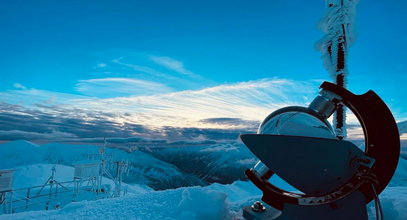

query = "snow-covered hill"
[42,142,206,190]
[0,140,44,168]
[0,141,206,190]
[1,130,407,219]
[11,164,150,194]
[0,183,238,220]
[1,158,406,220]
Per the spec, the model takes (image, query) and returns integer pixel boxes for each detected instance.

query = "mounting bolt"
[251,201,266,212]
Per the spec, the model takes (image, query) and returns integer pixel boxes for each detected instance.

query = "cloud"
[0,130,77,141]
[0,88,87,108]
[95,78,318,123]
[149,56,194,76]
[6,78,375,143]
[0,103,149,141]
[111,57,166,77]
[111,57,213,90]
[0,102,253,146]
[1,78,320,129]
[199,117,260,129]
[346,124,365,140]
[13,83,26,89]
[75,77,173,98]
[97,63,107,68]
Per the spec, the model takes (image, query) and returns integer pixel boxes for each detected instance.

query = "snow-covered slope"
[0,185,231,220]
[1,160,406,220]
[0,141,406,219]
[0,141,205,190]
[41,142,206,190]
[0,180,263,220]
[12,164,75,189]
[11,164,150,194]
[0,140,44,169]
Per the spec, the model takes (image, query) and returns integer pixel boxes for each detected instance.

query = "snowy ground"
[1,176,406,220]
[1,157,406,220]
[0,140,248,190]
[1,140,406,219]
[0,181,260,220]
[11,163,151,193]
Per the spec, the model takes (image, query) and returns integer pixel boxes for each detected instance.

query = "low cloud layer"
[199,117,260,129]
[0,102,254,146]
[1,77,382,145]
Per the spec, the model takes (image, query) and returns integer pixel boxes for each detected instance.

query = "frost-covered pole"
[317,0,360,139]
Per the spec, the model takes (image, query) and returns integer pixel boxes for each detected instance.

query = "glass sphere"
[258,107,337,139]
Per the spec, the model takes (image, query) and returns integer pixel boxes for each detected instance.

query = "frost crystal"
[316,0,360,81]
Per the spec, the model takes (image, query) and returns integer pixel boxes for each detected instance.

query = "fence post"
[55,184,58,199]
[25,188,30,209]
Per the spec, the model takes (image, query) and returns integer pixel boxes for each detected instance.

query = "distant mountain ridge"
[1,119,406,189]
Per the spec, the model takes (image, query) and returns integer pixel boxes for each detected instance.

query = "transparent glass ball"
[258,106,337,139]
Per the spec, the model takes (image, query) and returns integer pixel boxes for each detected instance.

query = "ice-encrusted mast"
[316,0,360,139]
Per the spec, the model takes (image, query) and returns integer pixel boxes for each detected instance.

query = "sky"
[0,0,406,144]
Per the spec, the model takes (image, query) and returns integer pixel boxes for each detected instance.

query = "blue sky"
[0,0,406,142]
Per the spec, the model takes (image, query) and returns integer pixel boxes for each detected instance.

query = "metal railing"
[0,177,113,215]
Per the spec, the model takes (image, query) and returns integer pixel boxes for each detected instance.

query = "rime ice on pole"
[316,0,359,79]
[316,0,360,139]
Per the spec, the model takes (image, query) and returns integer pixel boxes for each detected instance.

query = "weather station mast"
[240,1,401,220]
[316,0,360,139]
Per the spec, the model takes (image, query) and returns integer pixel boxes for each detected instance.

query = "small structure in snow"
[0,169,14,214]
[0,170,14,192]
[73,160,100,179]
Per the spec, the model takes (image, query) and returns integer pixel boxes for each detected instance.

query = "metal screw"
[251,201,266,212]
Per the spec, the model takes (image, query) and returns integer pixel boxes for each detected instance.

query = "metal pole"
[319,0,359,139]
[332,1,347,140]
